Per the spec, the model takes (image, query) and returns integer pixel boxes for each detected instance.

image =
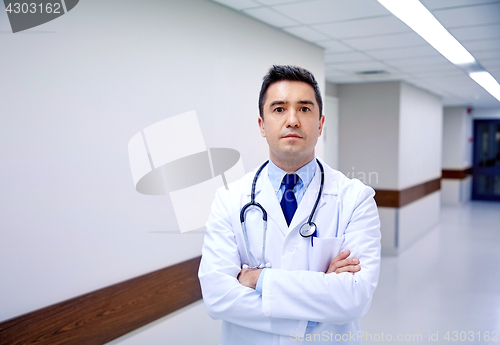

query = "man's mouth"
[283,133,302,139]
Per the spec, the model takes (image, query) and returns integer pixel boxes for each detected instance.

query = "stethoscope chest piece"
[299,222,317,237]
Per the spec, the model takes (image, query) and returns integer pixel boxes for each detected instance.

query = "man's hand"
[237,268,263,289]
[326,250,360,275]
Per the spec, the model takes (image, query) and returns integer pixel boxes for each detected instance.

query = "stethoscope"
[240,158,325,269]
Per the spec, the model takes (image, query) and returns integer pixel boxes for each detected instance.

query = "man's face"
[258,80,324,167]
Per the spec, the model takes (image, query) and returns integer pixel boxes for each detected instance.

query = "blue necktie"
[280,174,298,226]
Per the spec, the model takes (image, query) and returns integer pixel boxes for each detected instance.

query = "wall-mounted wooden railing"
[374,177,441,208]
[442,167,473,179]
[0,256,202,345]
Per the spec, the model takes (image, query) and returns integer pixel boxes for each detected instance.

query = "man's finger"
[326,250,350,273]
[336,257,359,268]
[334,264,361,274]
[326,253,359,274]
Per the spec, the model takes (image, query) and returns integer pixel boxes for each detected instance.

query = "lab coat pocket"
[308,237,344,273]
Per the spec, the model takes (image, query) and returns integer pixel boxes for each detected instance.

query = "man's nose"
[285,109,299,127]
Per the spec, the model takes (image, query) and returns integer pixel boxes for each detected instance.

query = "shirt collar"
[267,157,317,192]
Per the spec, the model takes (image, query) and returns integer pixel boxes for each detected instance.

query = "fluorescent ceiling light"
[378,0,475,65]
[470,72,500,102]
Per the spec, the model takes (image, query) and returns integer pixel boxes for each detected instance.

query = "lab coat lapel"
[252,167,289,236]
[246,159,338,238]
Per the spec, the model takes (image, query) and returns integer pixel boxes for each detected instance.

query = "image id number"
[444,331,498,342]
[5,3,61,14]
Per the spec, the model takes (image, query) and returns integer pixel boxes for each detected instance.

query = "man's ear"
[258,116,266,138]
[318,115,325,136]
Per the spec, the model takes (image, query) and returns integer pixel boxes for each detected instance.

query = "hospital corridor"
[361,201,500,344]
[1,0,500,344]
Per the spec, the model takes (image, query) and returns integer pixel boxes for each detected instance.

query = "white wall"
[398,191,440,251]
[399,83,442,189]
[442,106,472,169]
[325,82,339,98]
[441,177,472,205]
[377,207,397,256]
[442,106,473,205]
[0,0,324,343]
[338,81,442,255]
[323,95,339,170]
[397,83,442,250]
[338,81,401,190]
[106,301,220,345]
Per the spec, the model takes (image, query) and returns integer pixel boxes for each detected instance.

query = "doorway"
[472,120,500,201]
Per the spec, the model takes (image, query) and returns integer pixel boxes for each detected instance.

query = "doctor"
[199,65,381,344]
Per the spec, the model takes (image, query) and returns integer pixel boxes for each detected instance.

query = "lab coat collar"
[315,157,339,196]
[246,158,339,196]
[253,165,289,235]
[246,159,339,236]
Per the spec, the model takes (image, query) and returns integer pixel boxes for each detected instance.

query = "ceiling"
[211,0,500,108]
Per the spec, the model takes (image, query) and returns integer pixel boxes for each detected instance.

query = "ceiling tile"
[490,73,500,84]
[447,84,492,98]
[367,45,440,60]
[211,0,500,107]
[328,60,391,72]
[408,68,465,78]
[433,3,500,28]
[283,26,330,41]
[325,52,373,63]
[313,16,410,40]
[325,71,358,82]
[212,0,261,10]
[325,67,349,75]
[474,50,500,60]
[424,73,472,83]
[392,62,458,74]
[316,40,354,52]
[426,81,484,97]
[489,67,500,73]
[383,55,450,69]
[255,0,314,5]
[470,96,500,107]
[244,7,300,27]
[342,32,428,51]
[272,0,390,25]
[421,0,500,10]
[462,38,500,52]
[481,60,500,69]
[406,80,446,95]
[327,77,365,83]
[449,23,500,41]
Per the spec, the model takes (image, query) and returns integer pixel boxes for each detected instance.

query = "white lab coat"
[198,158,381,345]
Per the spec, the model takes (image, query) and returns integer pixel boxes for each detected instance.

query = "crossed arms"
[199,182,381,334]
[238,249,361,289]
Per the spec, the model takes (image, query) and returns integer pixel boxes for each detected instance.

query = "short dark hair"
[258,65,323,118]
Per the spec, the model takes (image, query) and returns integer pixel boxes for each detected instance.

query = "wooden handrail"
[442,168,473,179]
[0,256,202,345]
[374,177,441,207]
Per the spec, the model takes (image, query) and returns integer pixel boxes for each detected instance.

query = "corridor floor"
[360,201,500,344]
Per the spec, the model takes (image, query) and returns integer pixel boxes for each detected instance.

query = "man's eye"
[300,107,310,112]
[275,107,284,113]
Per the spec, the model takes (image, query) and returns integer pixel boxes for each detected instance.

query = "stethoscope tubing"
[307,159,324,225]
[240,159,324,269]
